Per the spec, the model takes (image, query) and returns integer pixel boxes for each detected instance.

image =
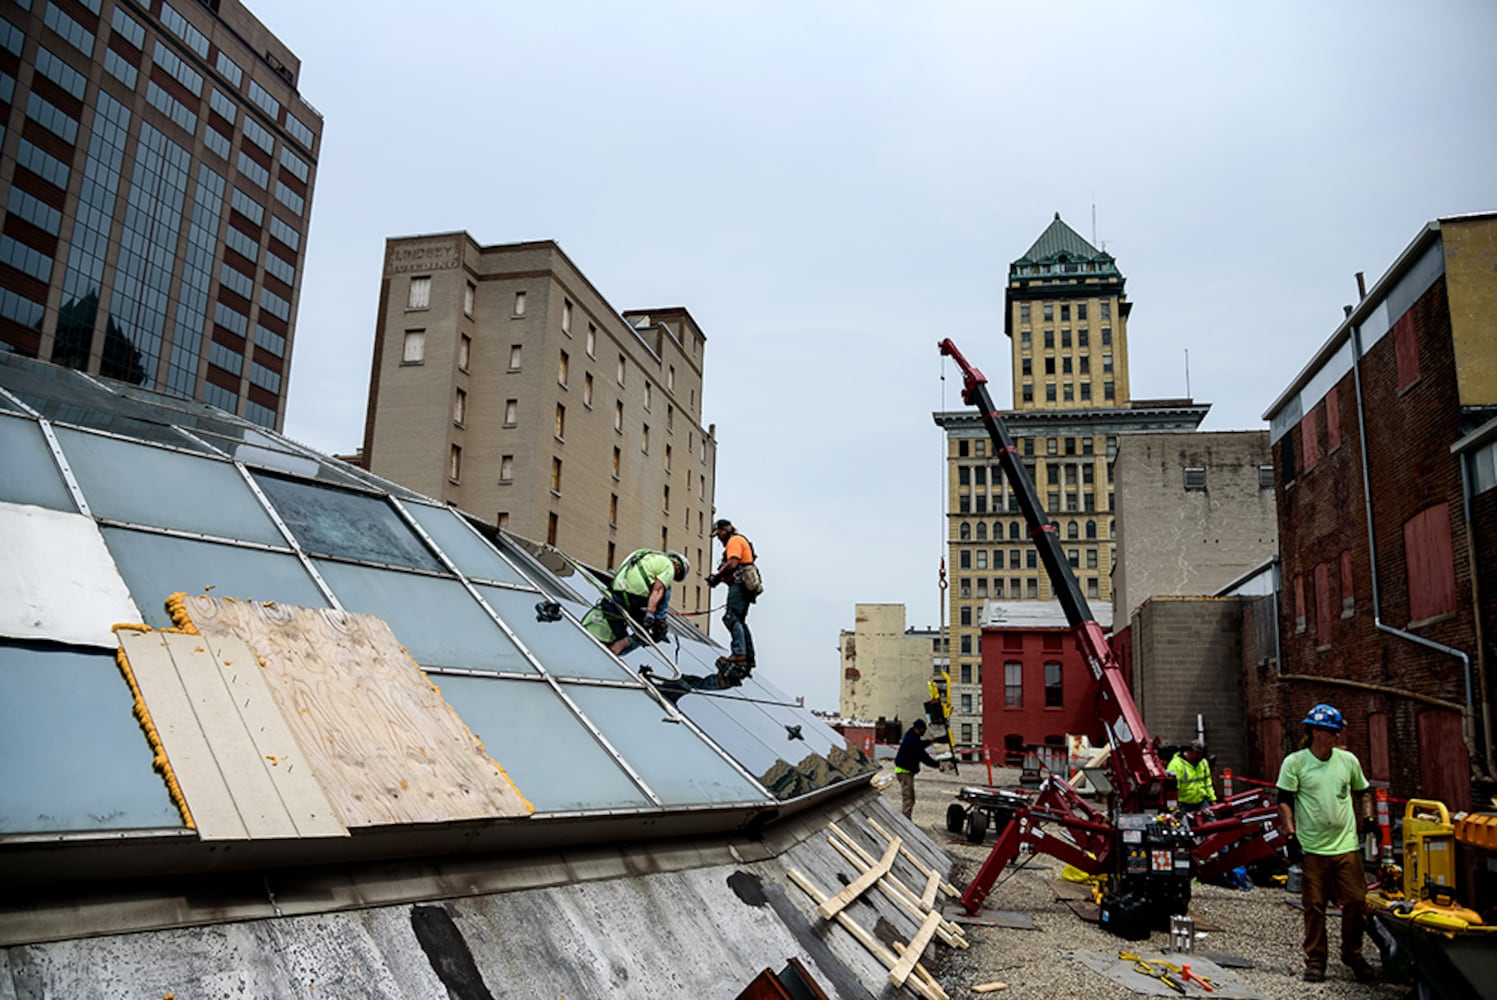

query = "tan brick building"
[361,234,718,610]
[934,214,1206,753]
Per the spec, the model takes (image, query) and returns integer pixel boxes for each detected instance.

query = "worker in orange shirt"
[707,518,760,686]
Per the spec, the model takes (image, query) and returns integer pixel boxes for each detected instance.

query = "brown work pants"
[896,771,917,819]
[1301,849,1367,970]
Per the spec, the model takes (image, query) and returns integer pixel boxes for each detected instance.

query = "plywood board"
[117,630,247,840]
[164,632,345,839]
[172,595,532,827]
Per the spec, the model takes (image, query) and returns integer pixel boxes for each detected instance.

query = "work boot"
[1344,956,1377,983]
[1302,965,1325,983]
[715,655,749,687]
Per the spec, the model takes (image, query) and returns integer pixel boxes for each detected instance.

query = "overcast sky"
[263,1,1497,712]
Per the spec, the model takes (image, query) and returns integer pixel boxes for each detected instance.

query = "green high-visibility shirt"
[1276,746,1369,856]
[1167,754,1217,805]
[611,550,675,598]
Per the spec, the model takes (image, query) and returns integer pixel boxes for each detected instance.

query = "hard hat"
[713,518,733,532]
[1302,703,1344,732]
[666,550,690,581]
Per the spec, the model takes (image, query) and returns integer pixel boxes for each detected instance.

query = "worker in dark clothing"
[894,719,945,820]
[707,518,758,685]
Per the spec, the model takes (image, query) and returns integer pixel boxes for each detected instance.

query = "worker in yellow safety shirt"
[1166,740,1217,811]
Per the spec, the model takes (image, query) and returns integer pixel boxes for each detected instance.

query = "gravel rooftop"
[876,761,1413,1000]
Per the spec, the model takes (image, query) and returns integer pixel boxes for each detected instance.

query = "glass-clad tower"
[0,0,320,429]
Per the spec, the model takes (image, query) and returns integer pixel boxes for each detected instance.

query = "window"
[408,276,430,310]
[1005,663,1022,707]
[642,424,650,453]
[1044,330,1055,349]
[453,388,466,425]
[401,330,425,363]
[1086,550,1098,569]
[1184,467,1206,491]
[508,345,522,370]
[1044,662,1063,707]
[448,445,461,482]
[1341,550,1355,615]
[1259,465,1275,489]
[1046,383,1056,402]
[499,455,514,483]
[1302,408,1320,470]
[547,513,558,545]
[504,399,518,426]
[514,291,526,316]
[614,401,624,432]
[1394,312,1419,389]
[551,457,562,494]
[959,606,972,627]
[464,281,475,317]
[583,373,594,407]
[644,383,653,410]
[960,693,973,714]
[1020,303,1031,322]
[1061,329,1072,349]
[586,323,597,357]
[611,447,620,479]
[248,79,280,118]
[1294,574,1306,633]
[458,334,471,370]
[668,366,676,391]
[1043,304,1053,321]
[558,351,569,386]
[664,444,672,471]
[616,354,626,385]
[1104,381,1115,401]
[1405,503,1457,622]
[562,298,572,333]
[554,403,565,439]
[609,494,618,525]
[1316,562,1333,646]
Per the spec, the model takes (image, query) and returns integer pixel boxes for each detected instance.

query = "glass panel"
[0,355,193,446]
[0,641,186,833]
[0,413,74,510]
[102,528,324,628]
[436,675,650,812]
[668,631,793,703]
[564,684,767,805]
[314,561,537,674]
[253,473,443,572]
[54,427,285,544]
[675,695,781,782]
[474,584,632,682]
[403,502,530,586]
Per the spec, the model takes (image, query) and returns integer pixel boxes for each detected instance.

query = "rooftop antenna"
[1091,196,1097,246]
[1184,348,1191,398]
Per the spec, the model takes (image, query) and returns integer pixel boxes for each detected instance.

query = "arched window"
[959,522,971,541]
[975,522,988,541]
[1066,521,1079,540]
[1009,521,1022,540]
[1086,520,1098,539]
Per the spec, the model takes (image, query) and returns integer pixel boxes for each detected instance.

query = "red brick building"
[1260,213,1497,809]
[979,601,1113,762]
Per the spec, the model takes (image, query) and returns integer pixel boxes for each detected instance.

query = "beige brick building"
[838,604,943,726]
[933,214,1207,753]
[361,234,718,609]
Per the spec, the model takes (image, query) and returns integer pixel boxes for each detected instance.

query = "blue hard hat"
[1302,703,1344,732]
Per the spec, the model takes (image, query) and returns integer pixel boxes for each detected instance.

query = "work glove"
[707,572,721,588]
[1285,833,1303,865]
[1357,812,1373,839]
[643,612,669,642]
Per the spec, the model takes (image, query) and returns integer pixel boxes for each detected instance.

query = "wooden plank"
[117,631,247,840]
[891,940,951,1000]
[866,816,961,898]
[888,910,943,988]
[159,633,299,838]
[817,835,899,920]
[787,870,944,1000]
[173,595,531,827]
[826,836,967,950]
[920,870,941,910]
[827,826,967,948]
[178,632,346,839]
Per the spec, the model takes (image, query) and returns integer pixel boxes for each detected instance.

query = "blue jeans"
[724,582,755,661]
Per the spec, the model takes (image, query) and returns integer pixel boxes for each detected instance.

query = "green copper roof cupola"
[1010,212,1120,281]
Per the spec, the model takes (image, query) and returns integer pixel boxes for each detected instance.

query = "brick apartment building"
[1257,212,1497,809]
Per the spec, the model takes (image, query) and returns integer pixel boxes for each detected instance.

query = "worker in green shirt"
[581,549,689,655]
[1166,740,1217,811]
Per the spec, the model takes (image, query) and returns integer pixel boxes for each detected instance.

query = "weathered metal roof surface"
[1013,212,1106,265]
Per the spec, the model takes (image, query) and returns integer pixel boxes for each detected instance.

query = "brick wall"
[1269,275,1474,808]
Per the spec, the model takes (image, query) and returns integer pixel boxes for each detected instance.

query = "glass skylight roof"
[0,351,874,846]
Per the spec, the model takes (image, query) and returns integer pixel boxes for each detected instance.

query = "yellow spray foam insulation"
[112,633,196,831]
[163,593,200,634]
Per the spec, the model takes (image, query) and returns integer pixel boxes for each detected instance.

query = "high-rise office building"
[933,214,1207,753]
[362,233,719,610]
[0,0,320,429]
